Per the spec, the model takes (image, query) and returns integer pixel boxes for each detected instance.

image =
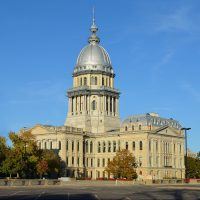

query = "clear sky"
[0,0,199,152]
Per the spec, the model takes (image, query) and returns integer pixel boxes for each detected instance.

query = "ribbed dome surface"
[76,44,111,67]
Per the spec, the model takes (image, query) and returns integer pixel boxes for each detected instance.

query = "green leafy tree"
[42,150,62,178]
[0,137,8,165]
[187,155,200,178]
[0,137,9,177]
[106,149,138,180]
[0,131,62,178]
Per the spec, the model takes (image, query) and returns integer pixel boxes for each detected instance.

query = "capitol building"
[21,16,185,180]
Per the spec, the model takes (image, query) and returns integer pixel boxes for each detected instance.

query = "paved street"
[0,184,199,200]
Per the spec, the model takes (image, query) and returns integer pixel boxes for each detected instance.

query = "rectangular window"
[97,159,100,167]
[125,142,128,150]
[91,158,93,167]
[66,157,68,166]
[149,156,152,167]
[77,157,79,166]
[72,141,74,152]
[77,141,79,152]
[113,141,116,152]
[72,157,74,165]
[132,141,135,151]
[102,158,105,167]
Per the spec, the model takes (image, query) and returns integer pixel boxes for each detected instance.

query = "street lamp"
[181,127,191,181]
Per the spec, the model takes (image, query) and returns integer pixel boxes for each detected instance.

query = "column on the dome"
[75,97,77,113]
[68,98,71,113]
[103,96,106,114]
[116,98,119,116]
[108,96,110,116]
[83,95,85,112]
[86,95,88,112]
[87,95,90,113]
[112,97,114,116]
[114,97,116,116]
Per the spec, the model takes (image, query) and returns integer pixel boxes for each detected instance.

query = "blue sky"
[0,0,199,152]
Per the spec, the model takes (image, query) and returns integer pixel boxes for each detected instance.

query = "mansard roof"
[122,112,182,130]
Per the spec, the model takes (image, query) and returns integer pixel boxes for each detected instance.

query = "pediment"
[30,125,52,135]
[154,126,181,137]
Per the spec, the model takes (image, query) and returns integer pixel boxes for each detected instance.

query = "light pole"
[181,127,191,181]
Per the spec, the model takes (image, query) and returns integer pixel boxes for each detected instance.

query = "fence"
[0,178,196,187]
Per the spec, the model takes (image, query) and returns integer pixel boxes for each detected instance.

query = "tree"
[0,137,9,177]
[106,149,138,180]
[187,155,200,178]
[36,160,48,178]
[42,150,62,178]
[0,131,62,179]
[0,136,8,166]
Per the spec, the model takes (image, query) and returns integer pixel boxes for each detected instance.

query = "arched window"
[132,141,135,151]
[92,100,96,110]
[108,141,111,152]
[125,126,128,131]
[113,141,116,152]
[90,141,93,153]
[85,141,88,153]
[95,77,98,85]
[139,125,142,130]
[98,142,101,153]
[139,141,143,150]
[84,77,87,86]
[103,141,106,152]
[58,141,61,150]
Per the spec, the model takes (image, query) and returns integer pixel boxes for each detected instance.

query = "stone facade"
[20,16,185,180]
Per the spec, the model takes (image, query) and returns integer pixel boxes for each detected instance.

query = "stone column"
[116,98,119,116]
[108,96,110,116]
[112,97,114,116]
[68,98,71,114]
[61,139,67,162]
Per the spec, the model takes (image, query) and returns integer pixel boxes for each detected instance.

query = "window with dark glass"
[139,141,143,150]
[98,142,101,153]
[90,141,93,153]
[84,77,87,85]
[113,141,116,152]
[92,100,96,110]
[108,141,111,152]
[86,141,88,153]
[58,141,61,150]
[132,141,135,151]
[103,141,106,152]
[125,142,128,150]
